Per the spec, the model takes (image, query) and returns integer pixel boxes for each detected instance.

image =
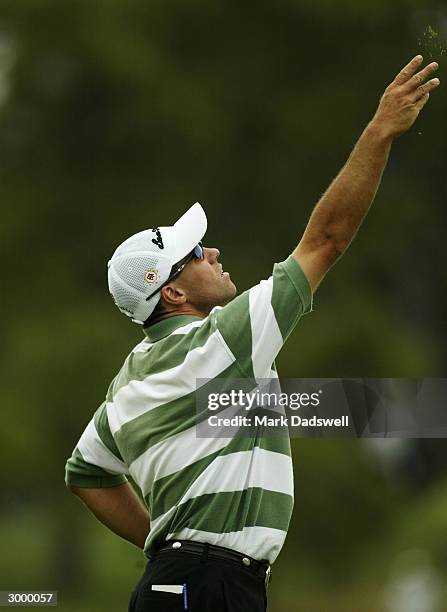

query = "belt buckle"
[264,565,272,588]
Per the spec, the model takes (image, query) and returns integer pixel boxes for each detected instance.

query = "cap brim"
[172,202,207,262]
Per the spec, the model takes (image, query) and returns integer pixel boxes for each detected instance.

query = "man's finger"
[414,92,430,111]
[413,77,441,101]
[393,55,424,86]
[404,62,439,91]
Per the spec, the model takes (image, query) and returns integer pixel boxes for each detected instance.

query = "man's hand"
[371,55,440,140]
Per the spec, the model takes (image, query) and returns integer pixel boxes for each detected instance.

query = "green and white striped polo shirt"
[65,255,312,564]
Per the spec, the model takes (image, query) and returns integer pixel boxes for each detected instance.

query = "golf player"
[66,56,439,611]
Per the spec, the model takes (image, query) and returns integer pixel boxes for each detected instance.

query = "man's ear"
[160,284,187,306]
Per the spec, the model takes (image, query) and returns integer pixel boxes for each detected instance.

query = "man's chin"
[219,282,237,306]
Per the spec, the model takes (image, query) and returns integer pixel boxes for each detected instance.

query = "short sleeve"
[65,405,129,488]
[211,256,312,379]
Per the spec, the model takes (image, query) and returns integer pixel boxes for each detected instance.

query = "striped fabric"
[65,256,312,563]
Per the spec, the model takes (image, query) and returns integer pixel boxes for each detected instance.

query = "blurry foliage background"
[0,1,446,611]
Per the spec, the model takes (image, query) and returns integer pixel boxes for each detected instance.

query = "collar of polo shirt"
[143,314,203,342]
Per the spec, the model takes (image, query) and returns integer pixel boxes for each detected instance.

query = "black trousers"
[128,550,267,612]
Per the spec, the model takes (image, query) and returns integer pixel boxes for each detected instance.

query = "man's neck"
[148,304,208,326]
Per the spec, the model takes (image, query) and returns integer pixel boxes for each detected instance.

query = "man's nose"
[205,247,220,262]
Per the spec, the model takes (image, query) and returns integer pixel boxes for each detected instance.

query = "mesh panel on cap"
[108,228,172,322]
[110,284,139,315]
[113,254,160,293]
[133,293,161,324]
[108,268,141,316]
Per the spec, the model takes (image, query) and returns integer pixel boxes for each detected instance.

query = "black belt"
[156,540,272,587]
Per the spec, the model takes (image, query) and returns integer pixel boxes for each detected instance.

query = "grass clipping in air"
[416,26,445,136]
[418,25,446,60]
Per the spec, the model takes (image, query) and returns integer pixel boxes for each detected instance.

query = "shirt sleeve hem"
[65,471,128,488]
[281,256,313,313]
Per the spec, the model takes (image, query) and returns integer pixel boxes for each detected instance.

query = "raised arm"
[293,55,440,291]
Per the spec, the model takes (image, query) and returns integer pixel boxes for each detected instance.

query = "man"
[66,56,439,611]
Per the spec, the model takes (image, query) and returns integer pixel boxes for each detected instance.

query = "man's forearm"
[302,121,392,255]
[69,482,150,549]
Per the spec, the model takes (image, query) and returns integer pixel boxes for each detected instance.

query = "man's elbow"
[299,235,345,265]
[312,223,349,259]
[293,236,345,292]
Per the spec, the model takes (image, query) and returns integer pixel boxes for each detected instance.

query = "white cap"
[107,202,207,324]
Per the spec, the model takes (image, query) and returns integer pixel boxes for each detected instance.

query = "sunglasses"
[146,243,204,302]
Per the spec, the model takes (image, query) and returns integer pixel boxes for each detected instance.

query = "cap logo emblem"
[151,228,164,250]
[144,268,159,284]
